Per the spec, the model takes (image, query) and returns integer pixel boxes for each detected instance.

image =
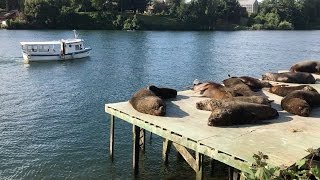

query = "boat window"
[75,45,80,50]
[69,44,72,48]
[27,45,33,52]
[39,45,50,52]
[21,45,26,50]
[32,45,38,52]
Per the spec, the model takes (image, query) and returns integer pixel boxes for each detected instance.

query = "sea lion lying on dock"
[148,85,177,99]
[269,85,318,97]
[129,86,177,116]
[196,96,273,111]
[207,102,279,127]
[228,75,272,91]
[223,77,256,96]
[281,90,320,117]
[262,72,316,84]
[290,60,320,74]
[192,80,233,99]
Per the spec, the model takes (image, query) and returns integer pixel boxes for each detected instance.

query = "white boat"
[20,30,91,63]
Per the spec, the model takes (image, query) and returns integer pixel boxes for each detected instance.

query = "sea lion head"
[262,73,274,81]
[193,79,201,86]
[282,98,311,117]
[269,85,286,93]
[146,97,166,116]
[207,109,235,126]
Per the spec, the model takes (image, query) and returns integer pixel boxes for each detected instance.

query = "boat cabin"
[61,39,85,55]
[21,41,60,54]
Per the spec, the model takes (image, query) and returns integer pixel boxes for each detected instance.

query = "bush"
[6,19,28,29]
[123,15,141,30]
[251,24,264,30]
[278,21,293,30]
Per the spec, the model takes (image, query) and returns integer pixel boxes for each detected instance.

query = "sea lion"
[238,76,272,91]
[290,60,320,74]
[223,77,256,96]
[148,85,177,99]
[262,72,316,84]
[207,102,279,127]
[129,88,166,116]
[192,80,233,99]
[196,96,273,111]
[281,90,320,117]
[269,85,318,97]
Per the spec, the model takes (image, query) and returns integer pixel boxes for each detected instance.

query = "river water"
[0,30,319,179]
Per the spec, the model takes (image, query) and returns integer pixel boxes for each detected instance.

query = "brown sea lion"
[223,77,256,96]
[290,61,320,74]
[207,102,279,127]
[269,85,318,97]
[281,90,320,117]
[238,76,272,90]
[148,85,177,99]
[262,72,316,84]
[129,88,166,116]
[192,80,233,99]
[196,96,273,111]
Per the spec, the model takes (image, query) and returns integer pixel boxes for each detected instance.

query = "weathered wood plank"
[173,142,198,171]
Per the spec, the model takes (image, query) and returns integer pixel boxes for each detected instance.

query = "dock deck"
[105,81,320,179]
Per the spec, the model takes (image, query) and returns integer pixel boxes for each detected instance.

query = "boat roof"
[63,38,84,44]
[20,38,84,45]
[20,41,61,45]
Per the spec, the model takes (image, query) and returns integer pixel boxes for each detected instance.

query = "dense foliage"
[244,149,320,179]
[249,0,320,29]
[0,0,320,30]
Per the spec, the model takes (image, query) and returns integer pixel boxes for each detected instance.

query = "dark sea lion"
[262,72,316,84]
[290,61,320,74]
[238,76,272,90]
[196,96,273,111]
[269,85,318,97]
[148,85,177,99]
[281,97,311,117]
[223,77,256,96]
[207,102,279,127]
[192,80,233,99]
[281,90,320,116]
[129,88,166,116]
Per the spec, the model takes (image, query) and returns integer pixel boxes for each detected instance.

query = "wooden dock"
[105,81,320,179]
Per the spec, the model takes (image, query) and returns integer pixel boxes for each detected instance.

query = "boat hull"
[22,48,91,63]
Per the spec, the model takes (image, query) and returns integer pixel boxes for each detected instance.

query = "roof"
[20,41,61,45]
[20,39,83,45]
[238,0,257,5]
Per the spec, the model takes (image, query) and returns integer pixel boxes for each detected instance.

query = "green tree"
[278,20,293,30]
[264,12,280,29]
[24,0,61,27]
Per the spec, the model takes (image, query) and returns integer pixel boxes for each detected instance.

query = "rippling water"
[0,30,320,179]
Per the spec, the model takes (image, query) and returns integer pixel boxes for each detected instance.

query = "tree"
[91,0,105,11]
[264,12,280,29]
[24,0,61,27]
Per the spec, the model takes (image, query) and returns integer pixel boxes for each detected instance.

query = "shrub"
[251,24,264,30]
[278,21,293,30]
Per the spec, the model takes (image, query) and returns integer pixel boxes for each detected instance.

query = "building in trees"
[238,0,258,14]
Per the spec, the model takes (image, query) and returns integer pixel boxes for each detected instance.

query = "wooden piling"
[139,128,145,152]
[133,125,140,175]
[109,115,114,161]
[162,138,172,165]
